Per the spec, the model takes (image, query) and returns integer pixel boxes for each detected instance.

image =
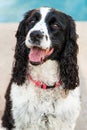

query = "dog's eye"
[29,19,36,25]
[51,23,60,30]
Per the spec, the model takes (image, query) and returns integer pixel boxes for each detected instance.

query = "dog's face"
[25,7,67,65]
[15,7,79,89]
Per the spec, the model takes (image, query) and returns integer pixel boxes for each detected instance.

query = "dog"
[1,7,80,130]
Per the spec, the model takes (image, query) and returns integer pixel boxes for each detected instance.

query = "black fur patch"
[2,80,15,130]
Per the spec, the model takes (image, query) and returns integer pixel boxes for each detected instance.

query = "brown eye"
[29,19,35,24]
[52,23,59,29]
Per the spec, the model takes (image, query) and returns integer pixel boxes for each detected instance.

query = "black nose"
[30,31,43,44]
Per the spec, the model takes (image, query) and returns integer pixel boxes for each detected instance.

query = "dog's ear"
[12,10,34,85]
[59,15,79,90]
[16,9,34,38]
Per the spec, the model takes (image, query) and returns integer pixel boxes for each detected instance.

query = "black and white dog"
[1,7,80,130]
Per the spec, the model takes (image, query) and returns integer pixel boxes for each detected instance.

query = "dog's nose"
[30,31,43,43]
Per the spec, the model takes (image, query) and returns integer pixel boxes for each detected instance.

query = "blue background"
[0,0,87,22]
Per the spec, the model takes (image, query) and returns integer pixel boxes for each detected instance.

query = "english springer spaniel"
[1,7,80,130]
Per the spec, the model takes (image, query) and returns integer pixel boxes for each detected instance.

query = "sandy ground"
[0,22,87,130]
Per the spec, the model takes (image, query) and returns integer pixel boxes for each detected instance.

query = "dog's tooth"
[46,48,50,54]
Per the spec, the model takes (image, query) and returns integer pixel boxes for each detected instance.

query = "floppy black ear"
[12,20,28,85]
[59,16,79,90]
[12,10,34,85]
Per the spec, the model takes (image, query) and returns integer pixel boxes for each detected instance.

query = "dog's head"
[25,7,67,65]
[13,7,79,89]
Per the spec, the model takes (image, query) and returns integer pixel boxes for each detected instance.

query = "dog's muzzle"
[26,31,54,65]
[30,30,43,45]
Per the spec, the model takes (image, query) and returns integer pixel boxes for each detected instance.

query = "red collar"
[27,73,61,90]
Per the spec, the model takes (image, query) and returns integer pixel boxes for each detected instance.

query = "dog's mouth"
[28,46,54,65]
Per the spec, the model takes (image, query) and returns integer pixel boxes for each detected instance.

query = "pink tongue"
[29,47,46,63]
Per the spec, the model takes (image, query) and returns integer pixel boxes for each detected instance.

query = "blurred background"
[0,0,87,130]
[0,0,87,22]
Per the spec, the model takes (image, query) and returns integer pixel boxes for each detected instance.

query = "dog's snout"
[30,31,43,42]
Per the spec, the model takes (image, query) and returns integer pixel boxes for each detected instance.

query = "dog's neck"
[28,60,60,86]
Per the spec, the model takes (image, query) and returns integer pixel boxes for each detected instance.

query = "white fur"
[26,7,51,50]
[28,60,60,86]
[10,60,80,130]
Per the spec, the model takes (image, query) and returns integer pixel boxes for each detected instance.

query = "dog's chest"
[11,82,61,129]
[10,82,80,130]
